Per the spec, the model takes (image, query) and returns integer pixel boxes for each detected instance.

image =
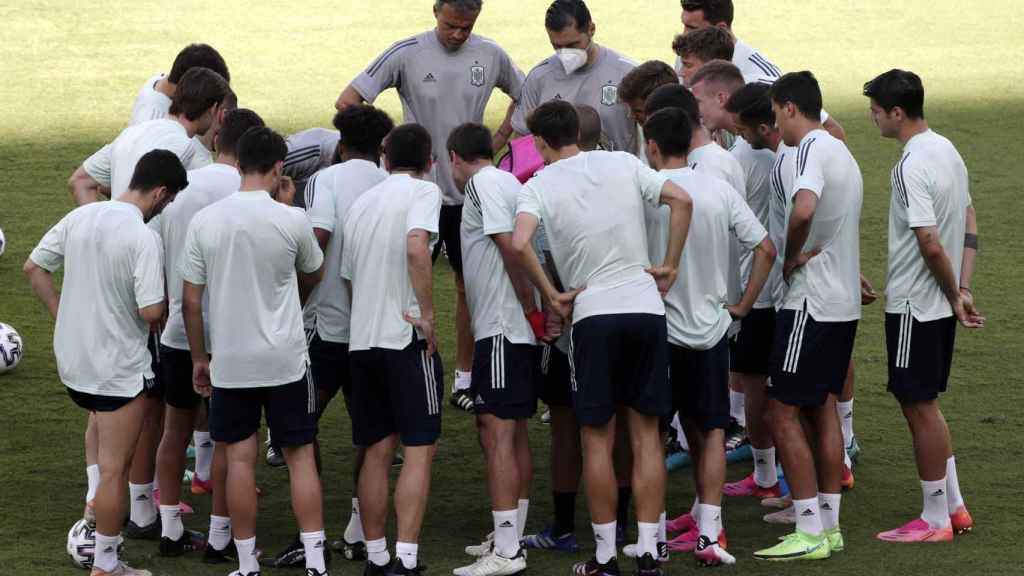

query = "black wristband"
[964,233,978,250]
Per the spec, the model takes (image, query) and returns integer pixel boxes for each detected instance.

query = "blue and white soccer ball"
[66,518,124,569]
[0,226,5,257]
[0,323,23,374]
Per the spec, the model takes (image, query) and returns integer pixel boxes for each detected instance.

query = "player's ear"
[587,21,596,39]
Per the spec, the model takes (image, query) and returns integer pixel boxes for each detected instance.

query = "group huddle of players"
[26,1,985,576]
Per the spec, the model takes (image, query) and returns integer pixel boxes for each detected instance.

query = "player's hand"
[724,302,751,320]
[405,312,438,356]
[546,287,585,323]
[646,265,679,297]
[273,176,296,206]
[860,274,879,305]
[783,248,821,285]
[543,306,564,340]
[192,358,212,398]
[954,292,985,329]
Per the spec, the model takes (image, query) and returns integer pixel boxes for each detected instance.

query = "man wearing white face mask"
[512,0,639,155]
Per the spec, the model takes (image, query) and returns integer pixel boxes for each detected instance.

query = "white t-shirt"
[768,144,797,308]
[516,151,668,324]
[304,159,389,343]
[730,137,777,309]
[732,40,783,85]
[181,191,324,388]
[83,118,198,199]
[783,130,863,322]
[30,202,164,397]
[158,163,241,351]
[129,74,173,126]
[341,175,442,351]
[886,130,971,321]
[461,166,537,345]
[647,168,766,349]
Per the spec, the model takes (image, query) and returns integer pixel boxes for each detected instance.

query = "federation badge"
[601,83,618,106]
[470,64,486,87]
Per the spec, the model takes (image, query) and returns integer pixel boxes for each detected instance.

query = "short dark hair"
[672,26,734,62]
[168,67,231,121]
[434,0,482,12]
[681,0,734,27]
[618,61,679,103]
[575,104,602,151]
[333,105,395,157]
[725,82,773,127]
[768,71,823,120]
[129,149,188,194]
[168,43,230,84]
[447,123,494,163]
[863,69,925,119]
[221,90,238,112]
[545,0,592,31]
[527,100,580,149]
[643,108,694,158]
[216,109,266,158]
[237,127,288,175]
[644,84,700,128]
[385,124,433,173]
[689,59,744,91]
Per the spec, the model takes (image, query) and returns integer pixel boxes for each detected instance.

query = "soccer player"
[511,100,694,576]
[617,60,678,126]
[512,0,638,154]
[25,150,188,576]
[864,69,981,542]
[151,109,266,560]
[448,123,538,576]
[341,124,443,576]
[752,72,863,561]
[282,127,341,209]
[671,26,732,87]
[335,0,524,413]
[181,127,330,576]
[265,105,395,569]
[645,106,777,566]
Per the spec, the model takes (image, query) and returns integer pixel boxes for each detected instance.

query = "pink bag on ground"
[497,135,544,183]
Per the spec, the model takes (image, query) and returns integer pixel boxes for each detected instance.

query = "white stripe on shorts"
[783,310,809,374]
[421,350,439,415]
[568,327,578,392]
[897,310,913,370]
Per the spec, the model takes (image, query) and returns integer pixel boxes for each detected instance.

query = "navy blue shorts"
[538,343,573,408]
[886,312,956,403]
[569,313,670,426]
[145,332,165,399]
[433,204,464,276]
[672,336,731,431]
[349,338,444,447]
[729,307,776,376]
[470,335,539,420]
[769,308,857,407]
[160,345,202,410]
[67,384,149,413]
[210,374,318,447]
[307,331,352,414]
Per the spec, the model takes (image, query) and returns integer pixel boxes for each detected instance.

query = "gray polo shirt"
[351,30,524,205]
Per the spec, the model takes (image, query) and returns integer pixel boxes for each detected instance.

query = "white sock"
[396,541,418,569]
[301,530,327,572]
[753,447,777,488]
[453,369,472,392]
[367,537,390,567]
[657,511,666,542]
[86,465,100,503]
[689,496,700,518]
[344,497,365,543]
[818,493,841,531]
[920,478,951,528]
[837,400,854,447]
[945,456,965,513]
[516,499,530,539]
[793,497,823,536]
[844,450,852,470]
[129,482,157,526]
[94,531,120,572]
[697,504,722,542]
[493,509,520,557]
[159,504,184,541]
[637,521,659,557]
[208,515,232,551]
[235,536,259,574]
[593,521,617,564]
[729,390,746,426]
[193,431,214,482]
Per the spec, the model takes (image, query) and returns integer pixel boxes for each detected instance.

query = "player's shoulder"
[382,33,424,54]
[600,46,639,73]
[523,56,558,85]
[466,33,511,56]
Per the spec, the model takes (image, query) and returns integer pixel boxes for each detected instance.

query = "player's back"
[109,119,194,198]
[129,74,172,125]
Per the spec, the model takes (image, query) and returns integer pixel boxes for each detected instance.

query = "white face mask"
[556,48,588,75]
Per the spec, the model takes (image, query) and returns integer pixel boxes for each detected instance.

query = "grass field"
[1,1,1023,574]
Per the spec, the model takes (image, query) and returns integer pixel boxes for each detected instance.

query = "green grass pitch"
[1,0,1022,574]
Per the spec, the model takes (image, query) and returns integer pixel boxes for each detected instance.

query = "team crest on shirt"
[601,83,618,106]
[470,64,486,87]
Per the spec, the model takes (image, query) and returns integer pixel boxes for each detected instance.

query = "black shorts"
[160,345,203,410]
[432,203,464,276]
[569,313,670,426]
[769,309,858,407]
[671,336,731,431]
[66,381,151,413]
[209,374,318,447]
[349,338,444,447]
[886,312,956,403]
[470,336,539,420]
[145,332,165,399]
[539,343,573,407]
[729,307,776,376]
[308,332,352,413]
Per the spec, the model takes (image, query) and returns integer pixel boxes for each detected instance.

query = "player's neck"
[171,113,199,138]
[660,156,688,170]
[897,120,930,145]
[215,154,238,168]
[791,118,824,143]
[585,42,601,67]
[552,145,581,163]
[391,169,428,180]
[462,160,493,180]
[116,190,151,218]
[240,173,275,193]
[340,151,380,166]
[691,127,712,149]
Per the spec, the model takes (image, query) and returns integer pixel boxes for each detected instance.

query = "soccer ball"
[0,226,5,257]
[66,518,124,569]
[0,324,22,374]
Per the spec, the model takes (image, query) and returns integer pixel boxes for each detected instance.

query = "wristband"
[964,233,978,250]
[527,310,546,339]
